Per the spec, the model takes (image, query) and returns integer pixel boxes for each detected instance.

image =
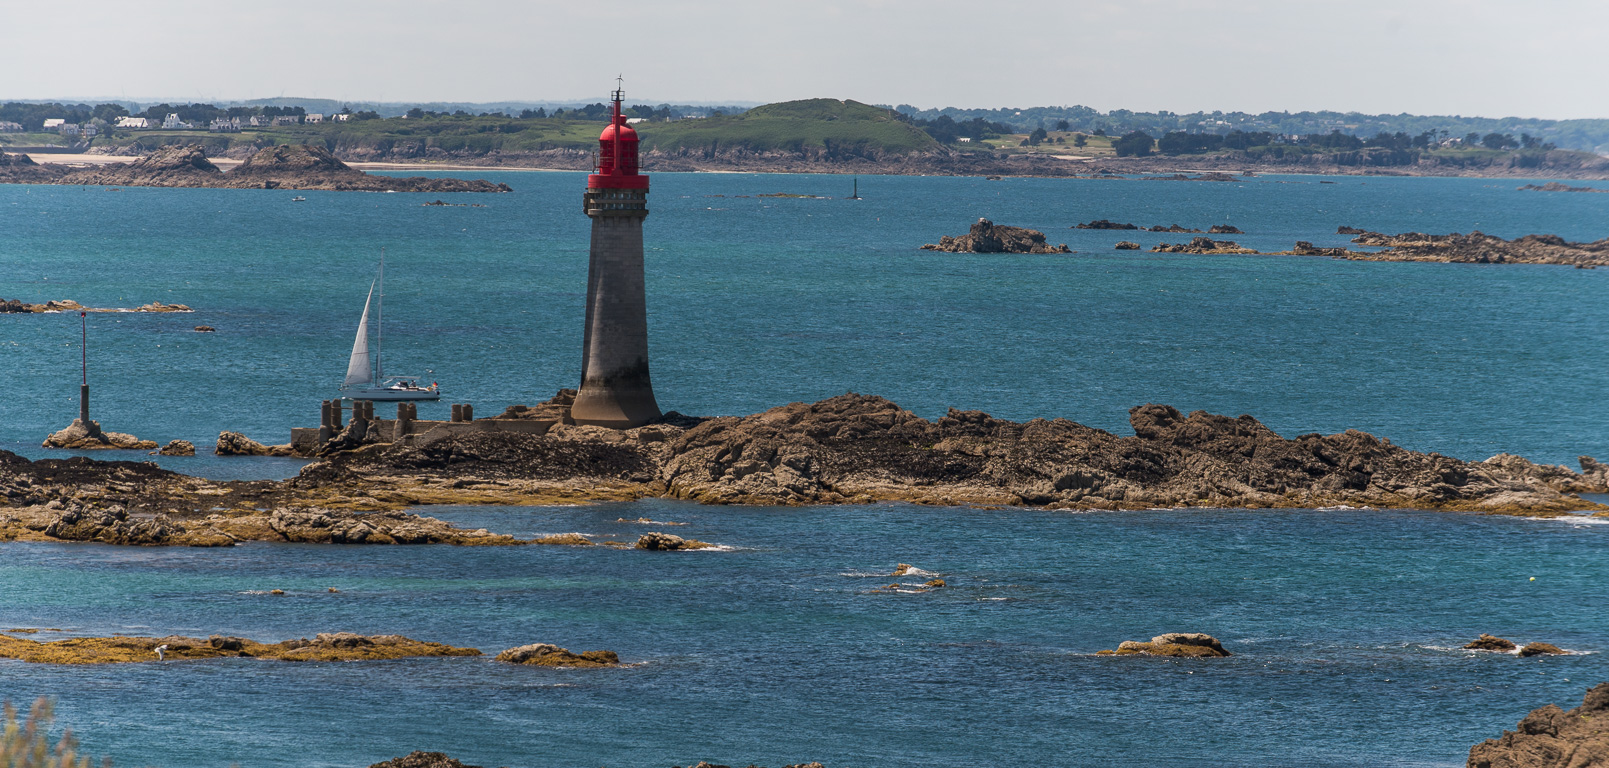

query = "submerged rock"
[495,643,620,667]
[1466,634,1518,652]
[1468,683,1609,768]
[922,218,1071,254]
[42,419,157,450]
[1097,633,1231,658]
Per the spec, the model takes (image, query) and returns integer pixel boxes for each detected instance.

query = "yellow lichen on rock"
[1096,633,1232,658]
[532,533,594,546]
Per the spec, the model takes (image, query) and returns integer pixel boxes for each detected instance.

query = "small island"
[922,218,1071,254]
[0,144,511,192]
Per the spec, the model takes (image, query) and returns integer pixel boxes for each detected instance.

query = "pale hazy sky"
[4,0,1606,119]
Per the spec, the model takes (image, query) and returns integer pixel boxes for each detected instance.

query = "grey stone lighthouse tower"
[571,84,663,428]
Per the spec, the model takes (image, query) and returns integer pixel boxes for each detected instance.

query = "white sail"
[344,282,375,387]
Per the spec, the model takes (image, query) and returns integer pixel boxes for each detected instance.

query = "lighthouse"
[571,83,663,428]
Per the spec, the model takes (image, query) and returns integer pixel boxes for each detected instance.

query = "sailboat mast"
[376,249,384,383]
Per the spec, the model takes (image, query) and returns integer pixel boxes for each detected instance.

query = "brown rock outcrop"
[0,630,479,664]
[1208,224,1244,234]
[63,145,221,187]
[0,149,67,183]
[158,440,196,456]
[216,431,295,457]
[1151,237,1259,254]
[494,389,576,421]
[1097,633,1231,657]
[1074,219,1138,230]
[42,419,158,450]
[1466,634,1519,652]
[0,298,190,313]
[1339,230,1609,267]
[222,144,512,192]
[1519,642,1568,658]
[370,753,486,768]
[1147,224,1203,233]
[1114,241,1140,250]
[922,218,1071,254]
[1289,241,1351,257]
[635,532,714,551]
[1467,683,1609,768]
[494,643,620,667]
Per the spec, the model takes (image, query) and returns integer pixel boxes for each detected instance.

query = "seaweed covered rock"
[922,218,1071,254]
[494,643,620,667]
[1097,633,1231,658]
[1468,683,1609,768]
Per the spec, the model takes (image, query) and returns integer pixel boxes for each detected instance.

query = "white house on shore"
[116,116,151,129]
[162,113,193,129]
[0,121,23,132]
[42,118,65,130]
[270,116,301,126]
[332,113,350,122]
[304,113,324,124]
[209,117,242,132]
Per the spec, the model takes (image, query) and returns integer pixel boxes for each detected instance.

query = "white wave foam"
[1526,515,1609,526]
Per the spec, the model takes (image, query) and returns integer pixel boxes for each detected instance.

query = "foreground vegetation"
[1,699,103,768]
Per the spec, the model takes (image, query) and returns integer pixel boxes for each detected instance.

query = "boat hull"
[344,388,441,402]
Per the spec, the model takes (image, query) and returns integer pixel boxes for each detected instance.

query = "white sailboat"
[341,252,441,402]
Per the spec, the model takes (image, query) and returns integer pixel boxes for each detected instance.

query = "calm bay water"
[1,171,1607,767]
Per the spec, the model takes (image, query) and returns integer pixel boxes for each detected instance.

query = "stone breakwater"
[3,395,1606,548]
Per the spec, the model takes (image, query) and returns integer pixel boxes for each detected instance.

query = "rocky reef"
[1074,219,1139,230]
[1468,683,1609,768]
[1114,241,1140,250]
[1,298,191,313]
[1150,237,1258,254]
[1331,230,1609,267]
[41,419,157,450]
[1518,182,1607,193]
[1467,634,1519,652]
[41,144,511,192]
[4,395,1606,548]
[922,218,1071,254]
[635,532,714,551]
[0,149,67,183]
[299,394,1607,514]
[494,643,620,667]
[0,630,478,664]
[1096,632,1232,658]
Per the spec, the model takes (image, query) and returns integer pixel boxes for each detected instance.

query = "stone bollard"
[332,399,344,429]
[395,402,413,440]
[451,404,463,422]
[463,403,472,421]
[318,400,333,443]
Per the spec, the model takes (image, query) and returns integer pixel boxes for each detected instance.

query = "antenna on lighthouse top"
[613,74,624,104]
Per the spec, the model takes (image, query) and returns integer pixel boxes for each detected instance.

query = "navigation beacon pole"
[571,79,662,428]
[79,311,90,423]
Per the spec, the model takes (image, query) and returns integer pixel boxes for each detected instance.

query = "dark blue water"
[1,502,1605,768]
[2,172,1608,767]
[2,172,1607,476]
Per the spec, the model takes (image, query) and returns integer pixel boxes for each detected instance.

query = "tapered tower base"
[572,187,661,429]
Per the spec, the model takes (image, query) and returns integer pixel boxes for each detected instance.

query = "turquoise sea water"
[1,171,1607,767]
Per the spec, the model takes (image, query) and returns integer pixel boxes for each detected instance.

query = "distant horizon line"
[2,95,1604,123]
